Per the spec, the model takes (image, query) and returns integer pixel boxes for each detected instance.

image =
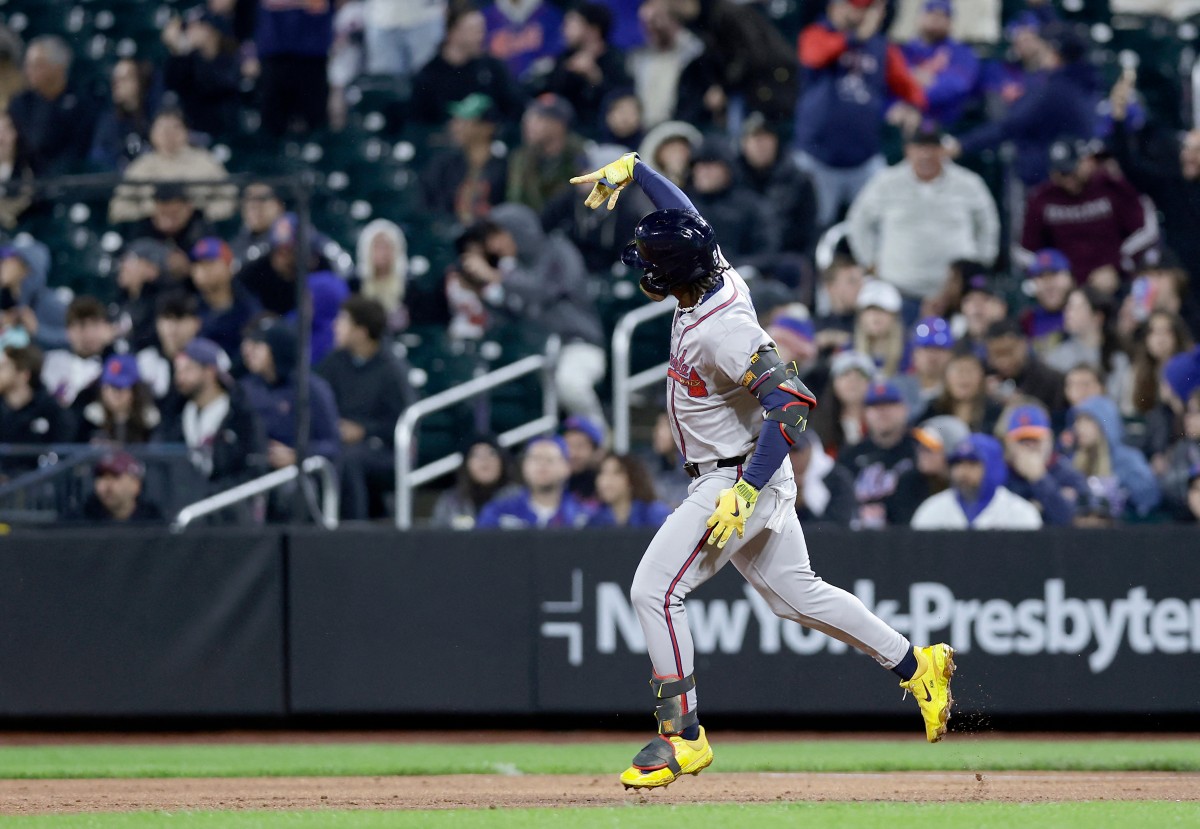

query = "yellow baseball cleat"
[620,727,714,789]
[900,643,956,743]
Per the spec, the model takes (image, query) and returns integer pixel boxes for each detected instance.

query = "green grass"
[2,803,1199,829]
[1,739,1199,779]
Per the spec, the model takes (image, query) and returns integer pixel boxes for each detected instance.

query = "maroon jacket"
[1020,171,1157,284]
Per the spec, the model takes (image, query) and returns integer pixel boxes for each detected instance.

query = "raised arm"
[570,153,696,213]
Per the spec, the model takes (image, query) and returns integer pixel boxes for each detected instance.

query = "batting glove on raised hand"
[706,479,759,549]
[569,152,639,210]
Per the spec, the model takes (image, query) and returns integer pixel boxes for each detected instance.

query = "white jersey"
[665,264,789,482]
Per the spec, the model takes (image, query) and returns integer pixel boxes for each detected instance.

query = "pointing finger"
[569,170,604,184]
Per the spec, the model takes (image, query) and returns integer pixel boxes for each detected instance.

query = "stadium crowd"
[0,0,1198,530]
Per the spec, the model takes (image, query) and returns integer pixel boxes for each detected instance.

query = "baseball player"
[569,153,955,790]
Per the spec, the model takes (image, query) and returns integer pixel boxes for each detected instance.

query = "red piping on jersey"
[664,527,713,705]
[669,381,688,460]
[679,282,739,336]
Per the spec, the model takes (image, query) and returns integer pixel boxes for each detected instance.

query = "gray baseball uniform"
[632,264,912,715]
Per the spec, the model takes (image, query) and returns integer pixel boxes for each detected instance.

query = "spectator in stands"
[927,346,1002,434]
[137,292,201,418]
[506,94,587,214]
[73,451,163,524]
[853,280,906,378]
[317,296,415,520]
[637,120,701,189]
[949,22,1094,186]
[239,213,322,316]
[900,0,980,129]
[838,379,921,529]
[809,349,874,457]
[587,453,670,528]
[158,337,263,489]
[1110,73,1200,336]
[0,111,33,229]
[422,94,508,225]
[241,318,340,470]
[1116,248,1190,341]
[920,257,979,323]
[1158,388,1200,521]
[794,0,926,227]
[541,2,628,133]
[626,0,703,129]
[109,109,236,224]
[476,435,592,528]
[410,6,525,125]
[737,113,818,261]
[432,435,517,529]
[1044,288,1129,394]
[0,344,72,478]
[483,0,562,81]
[561,414,605,503]
[161,9,240,138]
[115,239,170,352]
[1064,394,1161,519]
[8,35,98,176]
[296,269,350,366]
[230,182,285,269]
[901,413,970,521]
[1002,402,1087,527]
[600,88,643,149]
[958,273,1007,351]
[75,354,161,444]
[813,253,864,355]
[41,297,117,407]
[1020,139,1156,295]
[791,429,856,527]
[190,237,261,359]
[0,25,22,113]
[1063,362,1104,410]
[688,137,779,263]
[984,319,1066,413]
[254,0,333,135]
[1121,310,1192,445]
[467,205,608,426]
[764,304,820,380]
[354,220,408,334]
[1021,249,1072,357]
[363,0,447,77]
[896,316,954,420]
[0,238,66,350]
[541,147,653,274]
[847,124,999,310]
[911,433,1043,529]
[89,59,155,172]
[127,183,216,281]
[637,410,691,508]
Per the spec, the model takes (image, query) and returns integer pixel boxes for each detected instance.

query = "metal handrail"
[393,337,561,530]
[611,300,676,453]
[170,455,339,532]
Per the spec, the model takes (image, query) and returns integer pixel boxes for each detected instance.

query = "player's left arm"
[706,347,817,548]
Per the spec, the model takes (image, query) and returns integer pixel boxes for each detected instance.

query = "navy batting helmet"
[622,208,720,296]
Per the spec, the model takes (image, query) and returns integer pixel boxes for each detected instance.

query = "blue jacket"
[900,38,980,128]
[7,238,67,350]
[476,490,593,529]
[955,434,1006,523]
[255,0,333,58]
[1006,454,1088,526]
[958,62,1095,185]
[587,500,672,529]
[795,23,891,168]
[1069,395,1160,518]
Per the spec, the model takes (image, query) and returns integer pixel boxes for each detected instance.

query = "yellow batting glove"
[705,479,759,549]
[568,152,639,210]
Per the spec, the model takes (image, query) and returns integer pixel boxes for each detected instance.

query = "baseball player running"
[569,153,955,790]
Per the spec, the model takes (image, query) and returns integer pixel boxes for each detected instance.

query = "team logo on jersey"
[668,350,709,397]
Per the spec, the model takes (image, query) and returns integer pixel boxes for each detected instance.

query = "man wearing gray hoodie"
[463,202,609,427]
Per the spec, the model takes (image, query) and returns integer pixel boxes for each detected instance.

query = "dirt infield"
[3,772,1199,814]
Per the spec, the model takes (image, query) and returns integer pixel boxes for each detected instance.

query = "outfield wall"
[1,527,1198,721]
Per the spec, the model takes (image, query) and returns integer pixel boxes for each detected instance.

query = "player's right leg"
[730,498,954,742]
[620,472,735,788]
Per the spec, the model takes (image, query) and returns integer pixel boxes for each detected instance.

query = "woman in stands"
[586,453,670,529]
[431,436,516,530]
[929,347,1003,434]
